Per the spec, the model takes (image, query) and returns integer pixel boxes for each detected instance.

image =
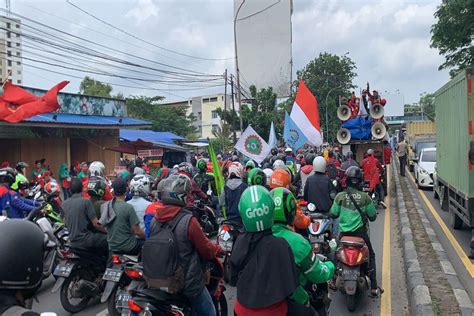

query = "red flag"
[0,81,69,123]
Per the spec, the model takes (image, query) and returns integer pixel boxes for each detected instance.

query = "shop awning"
[120,129,184,144]
[183,142,209,147]
[11,113,152,128]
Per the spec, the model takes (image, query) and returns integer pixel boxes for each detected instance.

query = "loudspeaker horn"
[337,128,351,145]
[369,103,384,119]
[371,122,387,140]
[337,105,352,121]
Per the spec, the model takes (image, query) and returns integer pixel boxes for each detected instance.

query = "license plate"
[103,268,123,282]
[116,293,132,308]
[342,268,359,280]
[53,262,74,277]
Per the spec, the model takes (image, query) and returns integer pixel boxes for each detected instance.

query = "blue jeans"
[189,287,216,316]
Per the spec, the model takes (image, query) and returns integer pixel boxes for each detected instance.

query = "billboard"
[234,0,293,97]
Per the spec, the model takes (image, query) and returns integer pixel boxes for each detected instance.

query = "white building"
[234,0,293,97]
[0,16,22,85]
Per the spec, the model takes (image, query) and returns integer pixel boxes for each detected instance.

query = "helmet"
[269,168,291,189]
[367,149,374,156]
[0,167,16,185]
[196,159,207,172]
[130,174,152,197]
[15,162,28,171]
[248,168,266,186]
[346,166,363,188]
[263,168,273,184]
[160,174,191,206]
[228,163,243,178]
[304,153,316,166]
[178,162,193,176]
[238,185,275,232]
[133,166,146,175]
[245,160,255,170]
[89,161,105,177]
[272,159,286,170]
[285,147,293,153]
[0,220,44,291]
[313,156,327,173]
[270,187,297,224]
[44,181,60,196]
[87,176,106,198]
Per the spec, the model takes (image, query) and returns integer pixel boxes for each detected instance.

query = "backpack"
[327,161,338,180]
[142,211,191,293]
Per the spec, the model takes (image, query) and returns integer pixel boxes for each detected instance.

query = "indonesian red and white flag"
[290,80,322,146]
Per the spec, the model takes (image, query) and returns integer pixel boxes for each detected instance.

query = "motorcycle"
[128,257,227,316]
[193,200,219,237]
[307,211,334,256]
[101,254,140,316]
[334,236,370,312]
[305,254,333,316]
[51,245,108,313]
[216,219,243,283]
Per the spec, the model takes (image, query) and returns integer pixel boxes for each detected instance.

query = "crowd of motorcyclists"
[0,142,389,315]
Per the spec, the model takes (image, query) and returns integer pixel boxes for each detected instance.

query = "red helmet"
[44,181,60,196]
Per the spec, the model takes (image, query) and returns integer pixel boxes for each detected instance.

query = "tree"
[418,93,436,121]
[79,76,113,97]
[212,123,233,152]
[295,53,357,143]
[431,0,474,75]
[127,95,198,138]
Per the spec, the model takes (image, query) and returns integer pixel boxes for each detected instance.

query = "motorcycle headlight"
[419,168,428,175]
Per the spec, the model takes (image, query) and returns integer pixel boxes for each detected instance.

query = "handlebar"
[25,203,46,222]
[309,213,330,220]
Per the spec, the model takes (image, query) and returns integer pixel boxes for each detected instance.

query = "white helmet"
[285,147,293,153]
[89,161,105,177]
[129,174,152,197]
[263,168,274,184]
[272,159,286,170]
[313,156,327,173]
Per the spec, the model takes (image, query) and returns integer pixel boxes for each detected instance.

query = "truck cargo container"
[406,121,436,171]
[434,68,474,258]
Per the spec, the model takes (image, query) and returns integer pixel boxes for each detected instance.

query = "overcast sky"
[13,0,449,104]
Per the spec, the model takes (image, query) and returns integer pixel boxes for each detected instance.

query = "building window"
[7,51,11,57]
[17,70,21,75]
[7,60,11,66]
[202,98,210,103]
[15,33,19,37]
[16,80,21,84]
[8,79,12,83]
[7,31,10,38]
[197,111,202,120]
[6,22,10,29]
[7,41,11,47]
[16,61,20,66]
[211,110,218,119]
[198,126,202,134]
[15,24,19,28]
[212,124,219,133]
[16,42,20,47]
[16,52,20,57]
[222,96,224,101]
[210,97,218,102]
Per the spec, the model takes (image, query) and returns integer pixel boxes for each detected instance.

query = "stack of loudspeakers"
[336,103,386,145]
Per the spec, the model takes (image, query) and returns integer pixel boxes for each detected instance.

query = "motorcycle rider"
[12,162,29,191]
[362,149,386,208]
[340,151,359,187]
[230,185,299,316]
[247,167,267,186]
[0,168,41,218]
[0,220,45,315]
[177,162,209,208]
[127,174,153,229]
[150,174,222,316]
[193,159,215,196]
[270,187,335,315]
[293,153,316,197]
[44,181,64,217]
[100,178,145,256]
[87,176,107,218]
[218,163,247,223]
[330,166,383,297]
[82,161,113,201]
[304,157,337,213]
[63,177,108,254]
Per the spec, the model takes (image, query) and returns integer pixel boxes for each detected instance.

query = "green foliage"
[418,93,436,121]
[295,53,357,143]
[126,95,198,138]
[211,123,233,152]
[79,76,113,98]
[431,0,474,73]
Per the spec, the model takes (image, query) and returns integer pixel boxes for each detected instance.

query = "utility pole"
[223,69,227,124]
[5,0,10,16]
[230,76,237,143]
[234,0,245,134]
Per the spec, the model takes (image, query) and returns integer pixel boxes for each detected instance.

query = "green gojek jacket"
[272,223,335,305]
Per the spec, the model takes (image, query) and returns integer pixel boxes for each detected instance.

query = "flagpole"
[1,70,12,88]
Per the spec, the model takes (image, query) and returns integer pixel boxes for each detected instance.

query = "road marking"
[96,309,108,316]
[380,164,391,315]
[406,169,474,278]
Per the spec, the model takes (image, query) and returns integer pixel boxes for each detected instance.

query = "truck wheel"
[450,211,463,230]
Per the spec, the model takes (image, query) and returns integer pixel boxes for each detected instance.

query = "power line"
[236,0,281,21]
[65,0,234,62]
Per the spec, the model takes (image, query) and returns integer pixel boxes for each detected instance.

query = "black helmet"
[159,174,191,206]
[0,167,16,185]
[0,220,45,291]
[15,162,28,171]
[304,153,316,166]
[346,166,363,188]
[87,176,106,198]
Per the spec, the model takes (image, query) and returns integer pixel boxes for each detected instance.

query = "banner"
[234,126,271,164]
[283,112,308,151]
[268,121,277,148]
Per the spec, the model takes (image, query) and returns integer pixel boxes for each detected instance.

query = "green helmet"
[245,160,255,170]
[270,187,297,224]
[238,185,275,232]
[196,159,207,172]
[247,168,266,186]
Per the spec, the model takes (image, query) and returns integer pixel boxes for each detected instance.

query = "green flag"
[208,141,226,218]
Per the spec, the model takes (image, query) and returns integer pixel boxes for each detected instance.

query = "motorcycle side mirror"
[308,203,316,212]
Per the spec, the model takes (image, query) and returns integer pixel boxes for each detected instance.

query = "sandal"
[369,287,384,298]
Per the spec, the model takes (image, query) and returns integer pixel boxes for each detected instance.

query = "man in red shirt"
[383,141,392,165]
[362,149,386,208]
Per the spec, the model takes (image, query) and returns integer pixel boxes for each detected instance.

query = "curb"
[404,171,474,315]
[392,163,435,315]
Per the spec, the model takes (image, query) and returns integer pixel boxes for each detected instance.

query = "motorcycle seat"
[66,243,108,261]
[340,236,366,247]
[137,288,189,305]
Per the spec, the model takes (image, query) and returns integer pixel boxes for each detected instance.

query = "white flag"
[268,122,277,148]
[234,126,271,164]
